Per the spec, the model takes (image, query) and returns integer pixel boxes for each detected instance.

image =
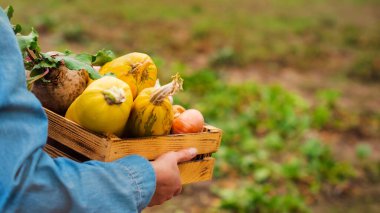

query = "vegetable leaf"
[16,28,40,53]
[74,53,93,64]
[29,54,58,76]
[92,49,116,66]
[54,54,102,80]
[13,24,22,34]
[4,5,13,20]
[32,60,57,70]
[9,7,104,81]
[5,6,23,34]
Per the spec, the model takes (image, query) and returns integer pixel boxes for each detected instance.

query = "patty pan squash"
[65,76,133,137]
[99,52,157,99]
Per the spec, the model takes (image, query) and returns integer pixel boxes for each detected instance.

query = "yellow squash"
[65,76,133,137]
[125,74,183,137]
[99,52,157,99]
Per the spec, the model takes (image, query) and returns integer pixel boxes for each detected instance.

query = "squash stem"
[103,86,126,105]
[150,73,183,105]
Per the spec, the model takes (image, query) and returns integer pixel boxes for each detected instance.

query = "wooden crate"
[43,108,222,184]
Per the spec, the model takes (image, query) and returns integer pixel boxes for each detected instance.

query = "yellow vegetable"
[65,76,133,137]
[125,74,183,137]
[99,52,157,99]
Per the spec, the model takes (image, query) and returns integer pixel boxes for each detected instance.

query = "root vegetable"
[171,109,204,134]
[11,9,114,115]
[31,65,89,114]
[173,105,186,118]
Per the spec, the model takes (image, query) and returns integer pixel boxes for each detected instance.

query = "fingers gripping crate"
[43,108,222,184]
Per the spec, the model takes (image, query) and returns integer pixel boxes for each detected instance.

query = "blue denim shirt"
[0,10,155,213]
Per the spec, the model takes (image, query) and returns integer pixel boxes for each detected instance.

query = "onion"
[171,109,204,134]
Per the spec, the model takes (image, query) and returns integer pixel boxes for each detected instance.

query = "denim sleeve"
[0,10,156,213]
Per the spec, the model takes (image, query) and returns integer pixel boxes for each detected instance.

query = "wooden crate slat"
[44,108,222,184]
[45,108,222,162]
[43,144,61,158]
[179,157,215,185]
[107,132,221,161]
[203,124,221,133]
[44,143,215,185]
[44,143,83,162]
[45,108,109,161]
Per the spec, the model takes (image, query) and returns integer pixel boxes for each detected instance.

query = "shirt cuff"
[115,155,156,211]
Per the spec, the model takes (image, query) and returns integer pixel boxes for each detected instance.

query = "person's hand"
[148,148,198,206]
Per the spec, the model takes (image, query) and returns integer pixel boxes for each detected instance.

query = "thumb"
[175,148,198,163]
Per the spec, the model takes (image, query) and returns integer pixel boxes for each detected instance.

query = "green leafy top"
[4,5,13,18]
[5,5,116,88]
[92,49,116,66]
[4,6,22,34]
[17,29,39,54]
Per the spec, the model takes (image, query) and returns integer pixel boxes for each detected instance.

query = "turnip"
[22,48,107,115]
[8,7,116,114]
[16,30,114,115]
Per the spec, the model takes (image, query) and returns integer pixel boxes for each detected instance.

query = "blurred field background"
[2,0,380,212]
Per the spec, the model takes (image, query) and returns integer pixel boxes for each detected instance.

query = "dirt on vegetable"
[31,65,88,114]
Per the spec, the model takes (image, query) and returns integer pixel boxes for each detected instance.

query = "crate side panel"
[44,143,214,185]
[44,144,82,162]
[45,108,108,161]
[179,157,215,185]
[108,132,221,161]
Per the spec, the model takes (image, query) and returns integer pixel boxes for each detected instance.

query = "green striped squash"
[125,74,183,137]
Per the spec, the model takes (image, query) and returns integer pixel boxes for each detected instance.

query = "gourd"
[125,74,183,137]
[65,76,133,137]
[99,52,157,99]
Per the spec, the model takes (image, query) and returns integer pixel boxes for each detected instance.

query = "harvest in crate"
[16,16,221,184]
[24,44,205,137]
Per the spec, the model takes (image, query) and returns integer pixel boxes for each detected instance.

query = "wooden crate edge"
[45,107,222,162]
[44,142,215,185]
